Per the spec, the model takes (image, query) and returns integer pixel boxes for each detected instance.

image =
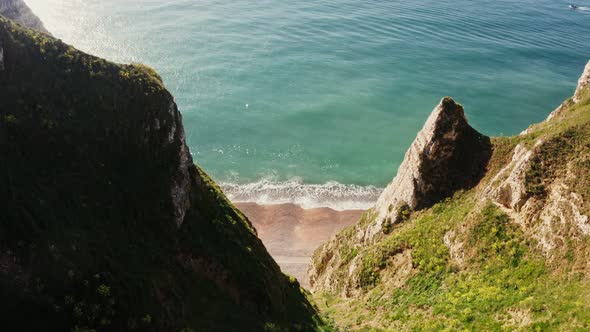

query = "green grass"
[313,82,590,331]
[357,193,472,289]
[317,198,590,331]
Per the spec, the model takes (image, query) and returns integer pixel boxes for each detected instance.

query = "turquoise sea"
[27,0,590,209]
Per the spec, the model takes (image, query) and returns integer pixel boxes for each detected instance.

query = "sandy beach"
[236,202,364,288]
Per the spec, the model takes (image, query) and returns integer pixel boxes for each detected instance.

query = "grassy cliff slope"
[0,17,325,332]
[310,62,590,331]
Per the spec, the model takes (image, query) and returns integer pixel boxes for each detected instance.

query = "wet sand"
[235,202,364,288]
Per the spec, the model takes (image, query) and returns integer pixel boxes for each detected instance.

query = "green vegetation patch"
[317,199,590,331]
[525,127,585,198]
[314,85,590,331]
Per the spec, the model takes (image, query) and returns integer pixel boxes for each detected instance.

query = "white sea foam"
[220,177,383,211]
[570,4,590,10]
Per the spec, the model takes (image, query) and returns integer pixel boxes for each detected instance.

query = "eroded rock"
[367,97,491,241]
[574,60,590,103]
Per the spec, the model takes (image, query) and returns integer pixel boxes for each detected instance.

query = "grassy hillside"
[311,65,590,331]
[0,17,326,331]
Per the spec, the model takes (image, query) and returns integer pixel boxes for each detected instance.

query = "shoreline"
[235,202,365,287]
[222,179,383,211]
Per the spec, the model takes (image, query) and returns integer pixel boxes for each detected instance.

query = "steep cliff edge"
[367,97,491,242]
[310,61,590,330]
[309,97,491,293]
[0,0,49,34]
[0,17,324,331]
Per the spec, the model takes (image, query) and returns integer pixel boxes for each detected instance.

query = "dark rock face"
[309,97,493,292]
[0,18,320,331]
[413,97,492,208]
[0,0,50,34]
[367,97,492,241]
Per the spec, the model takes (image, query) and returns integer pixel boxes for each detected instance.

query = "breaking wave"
[220,177,383,211]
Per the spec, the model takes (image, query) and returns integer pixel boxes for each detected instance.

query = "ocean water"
[26,0,590,209]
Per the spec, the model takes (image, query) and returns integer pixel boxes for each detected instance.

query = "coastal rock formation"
[545,60,590,122]
[366,97,491,241]
[309,61,590,330]
[0,17,322,331]
[0,0,49,34]
[484,143,536,212]
[309,97,491,293]
[484,62,590,264]
[574,60,590,103]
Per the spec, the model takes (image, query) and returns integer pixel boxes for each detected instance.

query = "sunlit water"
[26,0,590,209]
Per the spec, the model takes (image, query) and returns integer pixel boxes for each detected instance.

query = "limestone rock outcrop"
[574,60,590,103]
[0,0,50,34]
[366,97,491,241]
[545,60,590,122]
[309,97,492,292]
[484,63,590,264]
[309,61,590,330]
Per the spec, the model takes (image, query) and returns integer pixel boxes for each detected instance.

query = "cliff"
[310,61,590,330]
[0,0,49,34]
[366,97,491,242]
[0,17,324,331]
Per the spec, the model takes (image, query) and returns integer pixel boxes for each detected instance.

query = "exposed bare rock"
[167,101,193,226]
[499,308,533,330]
[482,59,590,258]
[495,63,590,262]
[545,60,590,121]
[367,97,491,241]
[308,236,348,293]
[375,249,414,290]
[444,230,466,268]
[574,60,590,103]
[340,249,414,298]
[309,98,492,292]
[308,61,590,329]
[484,140,590,262]
[309,236,413,297]
[484,143,536,212]
[0,0,50,34]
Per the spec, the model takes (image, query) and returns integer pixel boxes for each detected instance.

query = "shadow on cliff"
[0,17,323,331]
[414,97,492,209]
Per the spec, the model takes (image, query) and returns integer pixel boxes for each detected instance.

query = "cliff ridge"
[310,61,590,331]
[0,0,49,34]
[367,97,491,242]
[0,17,323,331]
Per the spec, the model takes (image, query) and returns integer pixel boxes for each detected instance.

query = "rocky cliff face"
[0,17,323,331]
[310,61,590,330]
[484,60,590,268]
[0,0,49,34]
[574,61,590,103]
[309,97,491,293]
[367,97,491,242]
